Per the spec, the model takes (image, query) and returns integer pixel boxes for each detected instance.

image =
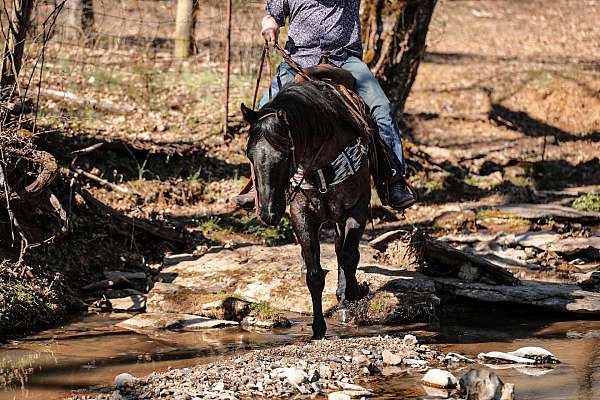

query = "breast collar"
[290,136,368,194]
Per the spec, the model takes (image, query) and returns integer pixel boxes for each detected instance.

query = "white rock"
[272,367,308,385]
[507,347,559,364]
[212,381,225,391]
[110,295,147,312]
[477,351,536,364]
[178,317,239,330]
[328,392,352,400]
[515,366,555,376]
[421,369,458,389]
[445,352,476,363]
[403,358,428,367]
[382,349,403,365]
[337,382,374,396]
[422,386,452,398]
[459,369,513,400]
[402,334,418,346]
[114,373,137,388]
[319,365,333,379]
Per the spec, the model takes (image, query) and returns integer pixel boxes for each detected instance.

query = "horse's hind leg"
[291,206,327,340]
[335,204,368,306]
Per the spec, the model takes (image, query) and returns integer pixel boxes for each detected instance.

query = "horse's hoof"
[311,333,326,340]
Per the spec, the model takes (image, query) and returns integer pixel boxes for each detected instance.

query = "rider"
[234,0,415,211]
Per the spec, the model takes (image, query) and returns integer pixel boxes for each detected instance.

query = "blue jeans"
[259,57,406,171]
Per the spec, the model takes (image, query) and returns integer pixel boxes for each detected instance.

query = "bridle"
[253,111,327,211]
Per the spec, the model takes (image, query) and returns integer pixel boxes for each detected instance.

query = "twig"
[0,151,15,242]
[0,149,28,262]
[69,142,103,157]
[67,167,139,196]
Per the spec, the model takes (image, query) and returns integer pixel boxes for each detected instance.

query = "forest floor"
[1,0,600,336]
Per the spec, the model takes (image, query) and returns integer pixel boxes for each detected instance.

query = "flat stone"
[157,244,440,323]
[116,313,183,330]
[336,382,374,396]
[116,312,236,331]
[478,351,536,365]
[328,392,352,400]
[272,368,307,385]
[507,347,559,364]
[110,295,146,312]
[548,237,600,257]
[434,278,600,314]
[146,282,250,321]
[382,349,403,366]
[421,369,458,389]
[177,317,238,330]
[163,253,198,266]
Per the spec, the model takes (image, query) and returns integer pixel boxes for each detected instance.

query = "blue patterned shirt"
[266,0,363,68]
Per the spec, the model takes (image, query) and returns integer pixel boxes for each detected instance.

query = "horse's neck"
[297,124,356,169]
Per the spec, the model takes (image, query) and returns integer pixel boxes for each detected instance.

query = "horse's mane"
[254,81,362,152]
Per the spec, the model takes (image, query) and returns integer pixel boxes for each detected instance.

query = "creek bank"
[110,236,600,335]
[144,243,439,326]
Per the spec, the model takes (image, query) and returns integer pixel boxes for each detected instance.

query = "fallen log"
[423,237,520,286]
[370,230,519,286]
[433,278,600,314]
[77,188,187,243]
[475,204,600,223]
[37,88,136,114]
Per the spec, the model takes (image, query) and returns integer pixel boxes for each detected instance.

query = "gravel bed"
[74,334,466,399]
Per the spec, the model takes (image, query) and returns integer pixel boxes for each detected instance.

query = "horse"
[241,80,373,339]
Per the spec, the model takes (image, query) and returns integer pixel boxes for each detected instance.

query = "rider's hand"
[261,16,280,47]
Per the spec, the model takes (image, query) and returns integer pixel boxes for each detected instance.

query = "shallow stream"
[1,312,599,399]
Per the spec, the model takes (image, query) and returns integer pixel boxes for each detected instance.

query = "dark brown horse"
[241,80,372,339]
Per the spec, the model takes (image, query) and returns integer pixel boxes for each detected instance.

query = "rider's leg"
[341,56,415,210]
[234,62,297,209]
[258,62,297,108]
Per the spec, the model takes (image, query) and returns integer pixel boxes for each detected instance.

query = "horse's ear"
[241,103,258,123]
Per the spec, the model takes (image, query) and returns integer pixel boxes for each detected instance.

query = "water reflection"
[1,312,600,399]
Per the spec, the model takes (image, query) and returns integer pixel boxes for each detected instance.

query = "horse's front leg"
[335,197,369,307]
[290,202,326,340]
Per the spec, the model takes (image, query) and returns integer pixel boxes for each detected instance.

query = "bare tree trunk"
[0,0,35,91]
[361,0,437,113]
[65,0,95,42]
[174,0,197,58]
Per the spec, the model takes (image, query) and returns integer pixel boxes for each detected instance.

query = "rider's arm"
[263,0,287,46]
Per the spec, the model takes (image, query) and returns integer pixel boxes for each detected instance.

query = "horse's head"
[241,103,292,226]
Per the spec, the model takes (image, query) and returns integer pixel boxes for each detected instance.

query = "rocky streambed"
[70,333,566,400]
